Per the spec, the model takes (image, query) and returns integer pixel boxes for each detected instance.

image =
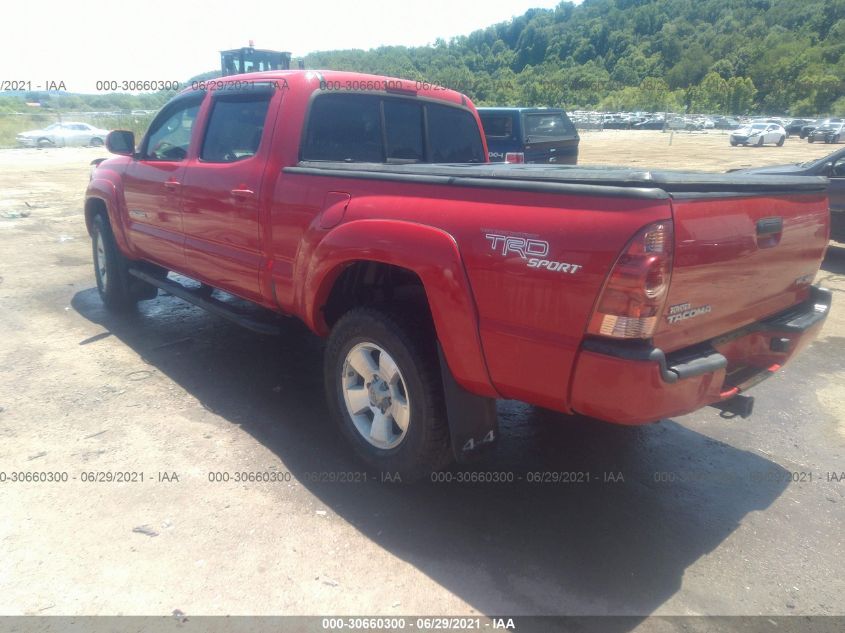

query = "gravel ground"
[0,134,843,628]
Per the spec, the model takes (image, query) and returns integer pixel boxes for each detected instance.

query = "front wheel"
[90,137,104,147]
[808,137,814,143]
[777,135,785,146]
[324,307,452,481]
[92,214,136,310]
[756,136,764,147]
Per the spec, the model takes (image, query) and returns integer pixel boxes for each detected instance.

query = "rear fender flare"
[303,219,497,398]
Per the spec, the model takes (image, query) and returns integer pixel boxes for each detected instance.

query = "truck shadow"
[72,288,790,625]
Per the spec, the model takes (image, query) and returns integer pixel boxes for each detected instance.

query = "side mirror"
[105,130,135,156]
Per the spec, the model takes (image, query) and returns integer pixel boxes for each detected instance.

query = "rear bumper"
[570,286,831,424]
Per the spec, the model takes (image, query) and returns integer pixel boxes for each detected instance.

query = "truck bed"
[288,161,828,196]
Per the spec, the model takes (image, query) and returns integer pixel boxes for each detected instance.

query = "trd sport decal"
[666,302,712,324]
[484,233,582,274]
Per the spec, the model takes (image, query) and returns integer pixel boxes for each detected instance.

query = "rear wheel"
[324,307,452,481]
[808,137,814,143]
[90,137,104,147]
[730,139,737,146]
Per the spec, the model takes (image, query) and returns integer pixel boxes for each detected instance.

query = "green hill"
[304,0,845,116]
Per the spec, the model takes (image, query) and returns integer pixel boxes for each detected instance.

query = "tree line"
[2,0,843,116]
[304,0,845,115]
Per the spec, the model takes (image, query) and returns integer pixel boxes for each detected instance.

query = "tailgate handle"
[757,217,783,235]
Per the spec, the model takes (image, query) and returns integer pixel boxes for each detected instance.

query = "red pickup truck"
[85,71,831,479]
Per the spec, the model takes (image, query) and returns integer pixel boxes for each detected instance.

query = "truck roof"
[182,70,472,108]
[477,107,569,113]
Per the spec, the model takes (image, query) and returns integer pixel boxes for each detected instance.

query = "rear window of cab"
[301,93,485,164]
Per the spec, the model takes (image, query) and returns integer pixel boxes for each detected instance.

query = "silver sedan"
[16,122,111,148]
[729,123,786,147]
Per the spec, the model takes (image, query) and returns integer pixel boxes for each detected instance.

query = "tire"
[756,136,763,147]
[324,307,452,481]
[808,137,814,143]
[730,140,737,146]
[90,137,104,147]
[777,135,785,146]
[92,214,138,310]
[836,135,841,144]
[37,137,53,148]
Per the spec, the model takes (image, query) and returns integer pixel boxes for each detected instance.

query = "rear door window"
[200,92,272,162]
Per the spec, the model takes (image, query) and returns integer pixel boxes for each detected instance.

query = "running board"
[128,268,282,336]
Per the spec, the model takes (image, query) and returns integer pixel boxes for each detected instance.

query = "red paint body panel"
[302,219,496,397]
[571,303,826,424]
[654,193,829,353]
[85,70,832,426]
[570,351,727,424]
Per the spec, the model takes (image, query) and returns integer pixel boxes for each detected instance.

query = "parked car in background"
[16,122,111,148]
[712,116,741,130]
[729,122,786,146]
[801,118,843,139]
[800,120,821,139]
[478,107,579,164]
[730,147,845,242]
[786,118,815,136]
[808,121,845,144]
[633,117,666,130]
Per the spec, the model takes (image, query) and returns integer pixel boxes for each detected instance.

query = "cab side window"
[479,114,515,140]
[383,99,424,162]
[201,93,272,163]
[301,93,484,164]
[427,103,486,163]
[301,94,383,162]
[832,159,845,178]
[144,99,201,161]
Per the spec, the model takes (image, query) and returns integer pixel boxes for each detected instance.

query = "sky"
[2,0,564,94]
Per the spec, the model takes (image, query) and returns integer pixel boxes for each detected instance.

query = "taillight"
[587,220,674,339]
[505,152,525,164]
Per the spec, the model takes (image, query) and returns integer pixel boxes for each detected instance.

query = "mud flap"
[437,344,499,463]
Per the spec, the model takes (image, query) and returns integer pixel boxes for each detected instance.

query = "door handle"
[231,188,255,198]
[163,180,181,192]
[757,217,783,235]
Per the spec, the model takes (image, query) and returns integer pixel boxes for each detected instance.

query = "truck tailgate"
[654,191,830,352]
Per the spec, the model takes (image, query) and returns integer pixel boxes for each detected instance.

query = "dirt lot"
[0,132,843,628]
[577,128,842,170]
